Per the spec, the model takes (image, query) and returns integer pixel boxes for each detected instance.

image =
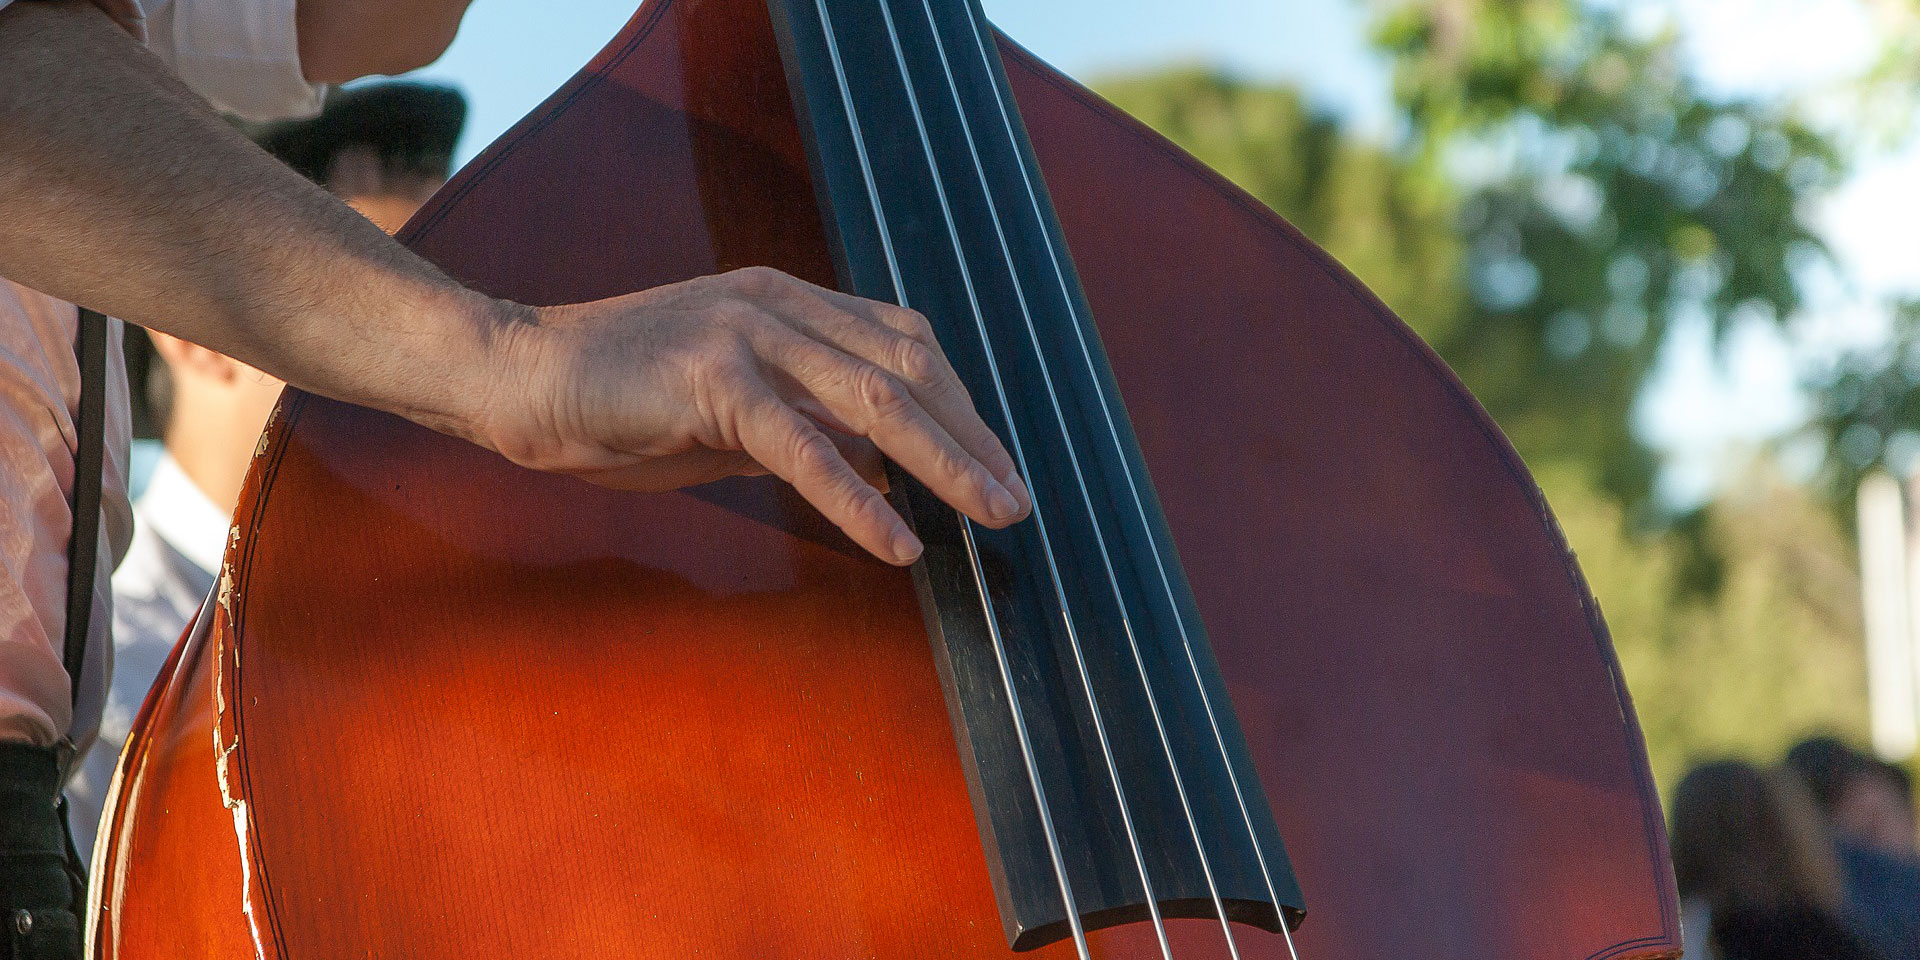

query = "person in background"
[1858,758,1918,857]
[64,82,469,857]
[1785,736,1920,960]
[1670,759,1882,960]
[1788,737,1920,855]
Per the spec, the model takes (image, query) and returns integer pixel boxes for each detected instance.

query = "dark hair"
[246,81,467,189]
[1784,736,1871,816]
[1670,760,1844,915]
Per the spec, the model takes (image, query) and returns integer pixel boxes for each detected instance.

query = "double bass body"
[88,0,1680,958]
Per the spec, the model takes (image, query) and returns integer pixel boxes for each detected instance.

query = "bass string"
[952,2,1303,958]
[906,3,1249,960]
[809,2,1091,958]
[864,1,1178,958]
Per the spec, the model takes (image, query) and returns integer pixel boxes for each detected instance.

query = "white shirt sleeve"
[0,0,323,122]
[143,0,325,122]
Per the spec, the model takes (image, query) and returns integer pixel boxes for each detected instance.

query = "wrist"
[427,292,546,454]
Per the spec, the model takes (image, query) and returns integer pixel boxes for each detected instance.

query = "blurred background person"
[1785,736,1920,960]
[1861,759,1918,858]
[1787,737,1918,855]
[1670,759,1881,960]
[66,82,468,856]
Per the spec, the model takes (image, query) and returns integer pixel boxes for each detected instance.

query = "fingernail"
[986,481,1020,521]
[891,525,924,564]
[1004,472,1031,515]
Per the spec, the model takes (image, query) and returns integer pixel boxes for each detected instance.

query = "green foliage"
[1091,0,1870,795]
[1809,300,1920,507]
[1793,1,1920,525]
[1098,1,1840,519]
[1848,1,1920,147]
[1377,0,1840,515]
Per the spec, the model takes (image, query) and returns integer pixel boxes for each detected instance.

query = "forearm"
[0,0,502,438]
[0,1,1031,565]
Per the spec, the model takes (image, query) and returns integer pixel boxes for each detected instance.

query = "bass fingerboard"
[764,0,1305,949]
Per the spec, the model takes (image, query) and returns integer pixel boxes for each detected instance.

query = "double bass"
[88,0,1680,958]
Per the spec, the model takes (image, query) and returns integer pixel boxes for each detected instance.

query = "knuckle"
[893,308,936,343]
[922,444,973,490]
[855,365,912,418]
[838,481,888,528]
[891,337,939,385]
[951,449,988,487]
[669,333,754,396]
[733,265,785,294]
[692,272,734,300]
[710,299,759,328]
[787,424,839,476]
[698,327,753,366]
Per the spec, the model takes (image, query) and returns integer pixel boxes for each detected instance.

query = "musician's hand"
[477,266,1031,565]
[0,6,1018,566]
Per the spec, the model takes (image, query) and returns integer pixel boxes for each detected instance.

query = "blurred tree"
[1098,0,1842,522]
[1376,0,1838,515]
[1799,0,1920,514]
[1809,300,1920,505]
[1850,0,1920,145]
[1095,1,1874,792]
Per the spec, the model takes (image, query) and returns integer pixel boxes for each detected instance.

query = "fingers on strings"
[723,274,1030,562]
[757,323,1024,527]
[735,383,922,564]
[785,278,1025,495]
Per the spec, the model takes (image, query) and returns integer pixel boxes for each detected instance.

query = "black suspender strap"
[55,307,107,888]
[63,307,107,716]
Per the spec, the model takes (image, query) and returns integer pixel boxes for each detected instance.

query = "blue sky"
[393,0,1919,506]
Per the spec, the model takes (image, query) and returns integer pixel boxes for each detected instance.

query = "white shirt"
[67,454,223,856]
[0,0,324,123]
[0,0,320,754]
[1681,897,1718,960]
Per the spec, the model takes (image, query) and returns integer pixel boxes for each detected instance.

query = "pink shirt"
[0,0,321,752]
